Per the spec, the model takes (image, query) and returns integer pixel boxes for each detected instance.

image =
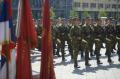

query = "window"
[118,5,120,8]
[112,4,117,9]
[98,3,104,8]
[82,3,89,8]
[74,2,80,7]
[90,3,96,8]
[105,4,111,9]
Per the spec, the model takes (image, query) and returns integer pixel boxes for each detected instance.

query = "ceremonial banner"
[40,0,56,79]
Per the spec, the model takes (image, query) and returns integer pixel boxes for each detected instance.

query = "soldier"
[67,19,74,59]
[51,19,57,55]
[105,19,114,64]
[89,19,95,57]
[36,19,42,51]
[111,19,117,54]
[93,19,103,64]
[80,19,86,58]
[56,18,68,61]
[81,17,92,66]
[70,17,82,68]
[116,23,120,62]
[55,19,62,57]
[100,18,106,49]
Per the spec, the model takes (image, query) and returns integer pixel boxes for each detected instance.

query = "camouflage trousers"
[81,39,90,64]
[94,38,102,62]
[71,38,81,66]
[116,37,120,59]
[105,38,114,62]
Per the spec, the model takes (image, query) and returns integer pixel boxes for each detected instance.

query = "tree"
[98,11,107,17]
[69,9,78,19]
[83,11,90,18]
[50,7,56,19]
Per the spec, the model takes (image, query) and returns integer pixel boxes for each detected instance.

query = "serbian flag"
[0,0,16,79]
[40,0,56,79]
[16,0,37,79]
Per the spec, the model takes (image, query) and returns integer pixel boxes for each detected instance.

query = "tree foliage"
[99,11,107,17]
[69,9,78,19]
[50,7,56,19]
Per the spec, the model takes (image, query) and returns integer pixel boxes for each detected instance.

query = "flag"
[16,0,37,79]
[40,0,56,79]
[0,0,16,79]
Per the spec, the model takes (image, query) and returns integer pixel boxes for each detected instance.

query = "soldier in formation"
[35,17,120,68]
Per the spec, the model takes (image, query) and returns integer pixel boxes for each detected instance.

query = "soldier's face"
[98,20,102,25]
[86,19,91,25]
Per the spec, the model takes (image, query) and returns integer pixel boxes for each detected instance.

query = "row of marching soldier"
[34,17,120,68]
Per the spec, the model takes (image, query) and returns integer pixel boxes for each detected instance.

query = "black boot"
[85,63,91,66]
[108,59,114,64]
[97,60,103,65]
[90,52,95,57]
[118,57,120,62]
[74,61,80,68]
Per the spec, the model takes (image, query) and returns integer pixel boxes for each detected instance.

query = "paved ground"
[31,47,120,79]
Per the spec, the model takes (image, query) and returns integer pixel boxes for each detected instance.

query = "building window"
[105,4,111,9]
[98,3,104,8]
[74,2,80,7]
[112,4,117,9]
[118,5,120,8]
[82,3,89,8]
[90,3,96,8]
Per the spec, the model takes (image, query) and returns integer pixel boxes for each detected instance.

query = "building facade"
[73,0,120,19]
[12,0,73,19]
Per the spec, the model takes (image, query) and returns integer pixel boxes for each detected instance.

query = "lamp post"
[117,0,119,21]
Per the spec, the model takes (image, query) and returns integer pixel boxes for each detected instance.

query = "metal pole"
[117,0,119,21]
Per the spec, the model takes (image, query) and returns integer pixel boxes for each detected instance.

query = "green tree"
[50,7,56,19]
[99,11,107,17]
[83,11,90,18]
[69,9,78,19]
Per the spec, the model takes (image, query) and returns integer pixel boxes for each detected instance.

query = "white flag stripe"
[0,21,10,44]
[9,48,16,79]
[0,21,16,79]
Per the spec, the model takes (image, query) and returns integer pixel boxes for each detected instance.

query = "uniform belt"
[77,37,81,40]
[116,36,120,40]
[106,38,111,41]
[94,38,100,41]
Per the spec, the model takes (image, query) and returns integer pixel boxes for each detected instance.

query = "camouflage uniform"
[105,24,114,63]
[55,24,61,57]
[89,24,94,57]
[93,23,103,64]
[79,24,84,58]
[67,23,73,59]
[99,24,106,48]
[82,24,91,66]
[52,24,57,55]
[36,23,42,51]
[57,23,68,61]
[116,24,120,62]
[70,24,82,68]
[111,24,117,53]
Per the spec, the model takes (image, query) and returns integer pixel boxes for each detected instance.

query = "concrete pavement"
[31,48,120,79]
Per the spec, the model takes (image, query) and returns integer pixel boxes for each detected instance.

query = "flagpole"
[6,47,9,79]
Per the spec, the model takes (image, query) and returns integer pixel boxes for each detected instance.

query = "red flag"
[40,0,56,79]
[16,0,37,79]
